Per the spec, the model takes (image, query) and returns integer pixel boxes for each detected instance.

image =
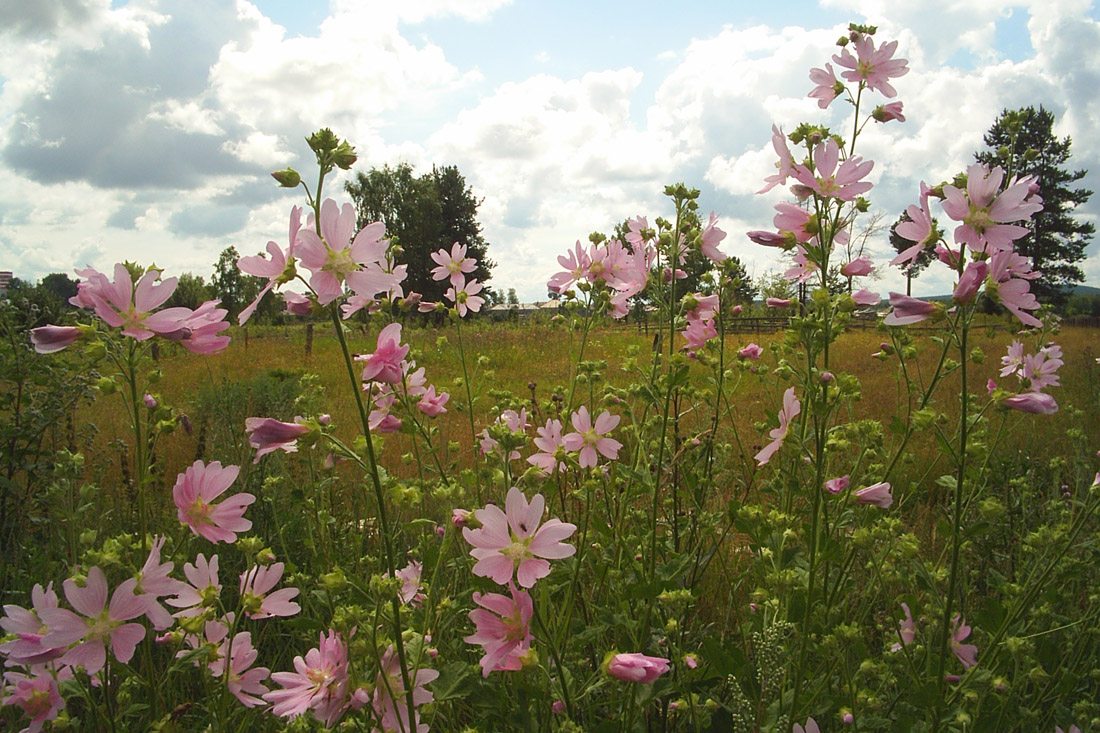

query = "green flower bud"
[271,168,301,188]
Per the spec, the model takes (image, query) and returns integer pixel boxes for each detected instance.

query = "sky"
[1,0,1098,302]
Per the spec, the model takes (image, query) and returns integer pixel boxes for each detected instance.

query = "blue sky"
[1,0,1098,301]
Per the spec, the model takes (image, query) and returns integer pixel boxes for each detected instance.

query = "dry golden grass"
[78,319,1100,494]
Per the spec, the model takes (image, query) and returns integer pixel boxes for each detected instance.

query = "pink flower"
[165,554,221,619]
[683,654,699,669]
[239,562,300,619]
[766,297,793,308]
[755,387,800,466]
[372,645,438,733]
[29,325,82,354]
[463,487,577,588]
[873,101,905,123]
[562,406,622,468]
[793,138,874,201]
[134,536,186,629]
[747,229,790,248]
[942,164,1041,254]
[758,125,798,193]
[952,261,989,304]
[284,291,313,315]
[547,241,591,294]
[416,385,449,417]
[391,561,426,606]
[832,35,909,97]
[445,277,485,317]
[852,288,880,306]
[0,584,65,667]
[883,293,942,326]
[1021,347,1062,391]
[682,317,717,351]
[773,202,815,243]
[1004,392,1058,414]
[158,299,231,355]
[794,718,821,733]
[296,199,392,305]
[528,418,567,474]
[841,257,874,277]
[989,248,1042,327]
[173,461,255,544]
[1000,340,1026,377]
[891,602,916,652]
[808,62,842,109]
[238,205,301,324]
[265,630,351,726]
[464,584,534,677]
[359,323,409,384]
[245,417,311,461]
[2,670,64,732]
[210,631,270,708]
[430,242,477,287]
[853,481,893,508]
[39,567,147,675]
[700,212,728,262]
[606,653,670,683]
[950,615,978,669]
[75,264,185,340]
[892,183,939,267]
[738,343,763,361]
[825,475,850,495]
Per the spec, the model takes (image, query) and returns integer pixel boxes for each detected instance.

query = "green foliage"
[345,163,494,303]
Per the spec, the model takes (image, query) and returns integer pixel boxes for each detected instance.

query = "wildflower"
[211,631,270,708]
[755,387,800,466]
[793,718,821,733]
[547,241,590,294]
[1,670,65,732]
[295,199,392,305]
[852,288,880,306]
[942,164,1041,254]
[430,242,477,287]
[391,561,426,606]
[883,293,942,326]
[463,487,577,588]
[72,264,186,340]
[766,297,793,308]
[0,584,65,667]
[700,212,728,262]
[605,652,670,683]
[773,202,816,243]
[758,125,798,192]
[239,563,300,619]
[166,553,221,619]
[417,385,450,417]
[1003,392,1058,414]
[808,62,843,109]
[39,567,147,675]
[372,644,438,733]
[134,536,186,629]
[445,276,486,317]
[265,630,351,726]
[824,475,850,495]
[891,602,916,652]
[841,257,873,277]
[464,584,534,677]
[872,101,905,123]
[891,183,939,267]
[953,261,989,304]
[161,299,232,355]
[528,418,568,474]
[562,406,622,468]
[854,482,893,508]
[173,461,255,544]
[245,417,311,461]
[950,615,978,669]
[358,323,409,384]
[284,291,313,315]
[988,248,1042,327]
[1000,341,1026,377]
[832,35,909,97]
[29,325,83,354]
[738,343,763,361]
[238,205,301,324]
[682,317,717,351]
[747,229,790,248]
[792,138,874,201]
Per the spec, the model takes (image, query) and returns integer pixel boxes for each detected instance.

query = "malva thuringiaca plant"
[7,21,1100,733]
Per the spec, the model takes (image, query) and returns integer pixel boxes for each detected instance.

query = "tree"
[210,246,259,322]
[345,163,494,304]
[39,273,79,304]
[165,272,212,311]
[975,106,1094,305]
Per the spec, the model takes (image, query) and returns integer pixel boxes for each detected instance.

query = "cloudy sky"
[1,0,1098,301]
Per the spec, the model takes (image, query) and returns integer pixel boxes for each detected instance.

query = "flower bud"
[270,168,301,188]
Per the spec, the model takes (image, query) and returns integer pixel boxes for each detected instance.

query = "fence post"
[305,323,313,357]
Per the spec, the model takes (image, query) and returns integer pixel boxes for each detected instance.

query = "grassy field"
[78,317,1100,505]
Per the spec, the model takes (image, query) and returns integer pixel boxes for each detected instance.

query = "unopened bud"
[271,168,301,188]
